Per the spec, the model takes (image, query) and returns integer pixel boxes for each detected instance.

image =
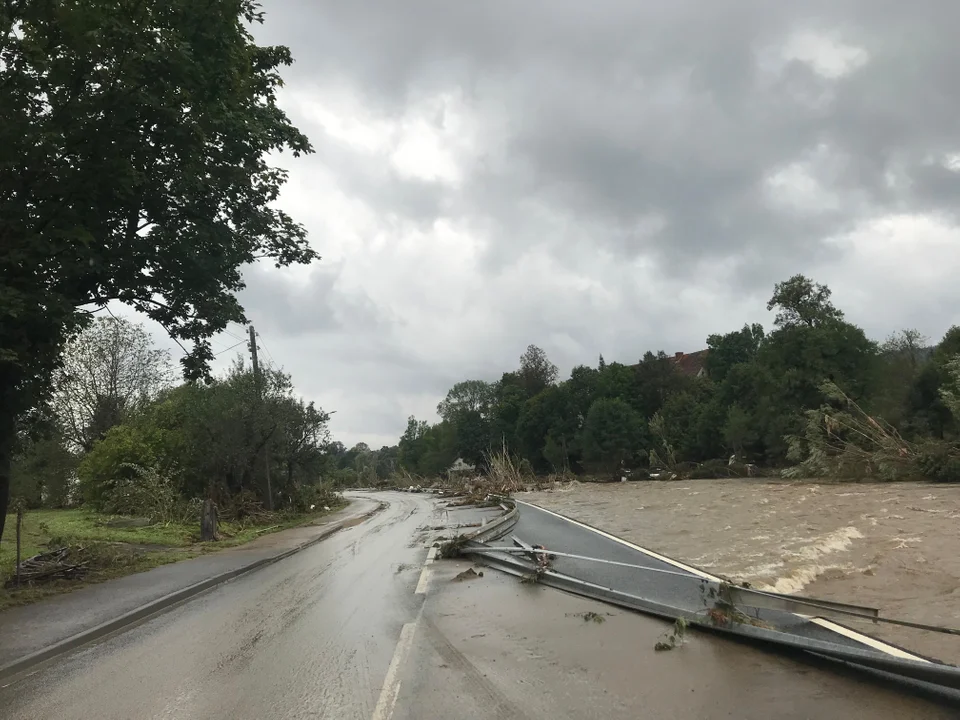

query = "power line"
[255,330,279,370]
[222,327,245,342]
[213,340,247,357]
[104,303,189,355]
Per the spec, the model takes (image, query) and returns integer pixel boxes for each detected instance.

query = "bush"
[77,425,159,510]
[100,464,199,524]
[284,483,341,514]
[916,442,960,483]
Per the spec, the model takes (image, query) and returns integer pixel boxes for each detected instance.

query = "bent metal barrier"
[462,499,960,704]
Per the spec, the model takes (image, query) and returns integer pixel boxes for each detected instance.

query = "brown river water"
[522,479,960,666]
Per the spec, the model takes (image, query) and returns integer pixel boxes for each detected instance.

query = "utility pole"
[249,325,273,510]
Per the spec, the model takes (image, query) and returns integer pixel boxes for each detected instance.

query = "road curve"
[1,491,954,720]
[0,491,438,720]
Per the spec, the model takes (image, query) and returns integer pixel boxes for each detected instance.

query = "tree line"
[11,318,336,519]
[391,275,960,481]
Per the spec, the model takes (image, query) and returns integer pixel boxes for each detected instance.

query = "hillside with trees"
[392,275,960,483]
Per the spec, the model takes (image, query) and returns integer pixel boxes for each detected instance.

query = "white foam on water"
[749,526,864,595]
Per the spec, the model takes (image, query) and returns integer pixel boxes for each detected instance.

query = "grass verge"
[0,502,346,612]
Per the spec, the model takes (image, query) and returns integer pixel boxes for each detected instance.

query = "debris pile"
[5,547,86,588]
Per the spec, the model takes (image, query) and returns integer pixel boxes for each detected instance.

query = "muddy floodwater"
[523,479,960,665]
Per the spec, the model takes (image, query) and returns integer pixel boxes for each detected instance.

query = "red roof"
[671,350,709,377]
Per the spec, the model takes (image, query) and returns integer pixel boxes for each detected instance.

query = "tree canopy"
[1,1,314,539]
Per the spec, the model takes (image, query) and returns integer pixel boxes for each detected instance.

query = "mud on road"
[523,479,960,665]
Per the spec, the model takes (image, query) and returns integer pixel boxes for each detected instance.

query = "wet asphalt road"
[0,492,437,720]
[1,492,955,720]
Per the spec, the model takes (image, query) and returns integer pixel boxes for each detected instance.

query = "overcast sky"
[128,1,960,449]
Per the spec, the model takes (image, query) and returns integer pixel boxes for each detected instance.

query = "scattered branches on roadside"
[654,617,689,651]
[4,547,86,588]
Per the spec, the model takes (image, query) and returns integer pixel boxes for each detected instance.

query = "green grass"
[0,501,346,611]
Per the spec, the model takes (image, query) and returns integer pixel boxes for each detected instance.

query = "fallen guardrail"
[453,507,960,705]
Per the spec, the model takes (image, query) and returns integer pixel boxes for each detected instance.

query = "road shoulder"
[0,498,383,680]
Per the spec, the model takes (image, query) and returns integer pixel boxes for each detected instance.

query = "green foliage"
[76,361,332,512]
[784,380,960,482]
[437,380,495,422]
[582,398,644,473]
[11,434,78,509]
[394,276,960,484]
[78,425,160,510]
[706,324,765,383]
[518,345,559,398]
[52,317,173,452]
[722,405,755,456]
[107,464,200,524]
[767,274,844,329]
[0,0,316,537]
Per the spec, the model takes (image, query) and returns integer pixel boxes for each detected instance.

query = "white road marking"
[521,501,929,663]
[371,611,422,720]
[414,566,431,594]
[806,617,929,663]
[517,500,722,581]
[415,546,437,594]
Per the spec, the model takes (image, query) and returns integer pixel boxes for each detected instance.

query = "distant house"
[671,350,709,379]
[625,349,710,379]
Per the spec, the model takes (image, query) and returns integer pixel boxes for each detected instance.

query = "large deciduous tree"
[518,345,558,398]
[767,274,844,329]
[437,380,495,422]
[52,316,172,452]
[0,1,315,539]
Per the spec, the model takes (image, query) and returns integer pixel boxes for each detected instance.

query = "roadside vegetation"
[2,316,344,603]
[0,502,342,610]
[0,1,319,573]
[377,275,960,484]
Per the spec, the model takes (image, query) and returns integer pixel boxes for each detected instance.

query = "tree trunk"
[200,498,217,541]
[0,447,9,545]
[0,408,14,544]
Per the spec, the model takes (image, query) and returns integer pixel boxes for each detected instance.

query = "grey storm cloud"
[239,263,386,337]
[216,0,960,446]
[258,1,960,279]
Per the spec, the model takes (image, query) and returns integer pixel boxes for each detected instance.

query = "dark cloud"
[239,263,385,337]
[227,0,960,445]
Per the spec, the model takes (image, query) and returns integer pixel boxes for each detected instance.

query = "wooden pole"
[15,502,23,588]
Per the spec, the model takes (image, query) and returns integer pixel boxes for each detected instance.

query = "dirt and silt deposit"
[522,479,960,665]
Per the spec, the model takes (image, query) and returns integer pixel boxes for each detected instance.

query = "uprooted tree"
[784,370,960,482]
[0,0,316,541]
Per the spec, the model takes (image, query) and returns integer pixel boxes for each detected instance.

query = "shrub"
[102,464,198,524]
[77,425,159,510]
[916,442,960,483]
[284,482,341,514]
